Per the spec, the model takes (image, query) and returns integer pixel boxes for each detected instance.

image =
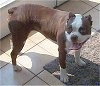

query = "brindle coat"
[8,4,70,69]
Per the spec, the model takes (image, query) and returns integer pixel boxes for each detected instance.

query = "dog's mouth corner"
[69,38,89,50]
[69,43,83,50]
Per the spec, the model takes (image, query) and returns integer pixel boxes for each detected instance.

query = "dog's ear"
[85,15,92,26]
[69,12,75,19]
[8,7,17,14]
[85,15,92,21]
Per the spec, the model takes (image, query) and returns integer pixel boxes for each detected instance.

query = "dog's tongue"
[69,43,83,50]
[69,38,89,50]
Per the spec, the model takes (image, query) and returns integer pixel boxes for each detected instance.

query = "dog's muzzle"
[69,38,89,50]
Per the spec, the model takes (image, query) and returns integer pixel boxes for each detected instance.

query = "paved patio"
[0,0,100,85]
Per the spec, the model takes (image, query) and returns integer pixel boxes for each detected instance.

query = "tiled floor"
[0,0,100,85]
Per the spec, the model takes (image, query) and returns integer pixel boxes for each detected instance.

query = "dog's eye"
[79,27,87,35]
[67,26,73,34]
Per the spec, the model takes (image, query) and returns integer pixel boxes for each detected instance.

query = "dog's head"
[65,12,92,50]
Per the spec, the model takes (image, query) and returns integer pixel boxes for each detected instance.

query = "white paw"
[13,65,22,72]
[60,67,69,83]
[75,59,86,66]
[60,73,69,83]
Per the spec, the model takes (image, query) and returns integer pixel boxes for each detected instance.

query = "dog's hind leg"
[11,36,28,72]
[9,21,30,72]
[11,43,24,72]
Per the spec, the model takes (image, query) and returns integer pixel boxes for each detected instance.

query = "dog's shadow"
[43,54,100,85]
[20,52,57,72]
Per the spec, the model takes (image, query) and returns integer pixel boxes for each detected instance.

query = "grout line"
[92,27,100,33]
[0,60,35,76]
[83,3,100,15]
[35,75,50,86]
[0,33,11,40]
[0,61,45,85]
[94,4,100,11]
[93,27,98,31]
[0,37,51,85]
[19,38,46,56]
[21,66,36,75]
[92,27,98,31]
[81,0,100,9]
[0,49,10,57]
[90,28,98,37]
[2,37,51,85]
[28,37,46,45]
[22,75,36,85]
[83,6,97,15]
[54,0,70,9]
[0,63,10,70]
[35,39,58,57]
[17,61,44,77]
[37,44,54,56]
[35,69,44,76]
[23,69,50,85]
[0,37,46,57]
[15,38,53,85]
[34,70,50,85]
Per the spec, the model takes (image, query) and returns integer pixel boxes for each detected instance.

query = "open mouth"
[69,43,83,50]
[69,38,89,50]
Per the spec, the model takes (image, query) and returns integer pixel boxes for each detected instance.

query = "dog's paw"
[75,59,86,66]
[60,73,69,83]
[13,65,22,72]
[60,67,69,83]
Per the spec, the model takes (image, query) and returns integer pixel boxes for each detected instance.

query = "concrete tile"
[57,0,92,14]
[17,45,56,75]
[95,4,100,11]
[0,34,36,56]
[0,50,11,68]
[28,31,46,44]
[24,76,48,85]
[28,30,37,38]
[38,70,65,85]
[20,39,36,54]
[0,35,12,56]
[56,0,69,6]
[84,0,100,4]
[91,28,97,36]
[81,0,99,7]
[84,8,100,31]
[0,63,35,85]
[38,39,58,57]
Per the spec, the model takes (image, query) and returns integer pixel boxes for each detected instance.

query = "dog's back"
[8,4,56,22]
[8,4,69,41]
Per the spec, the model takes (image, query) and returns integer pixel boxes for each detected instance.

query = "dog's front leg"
[75,49,86,66]
[57,31,69,82]
[59,48,69,82]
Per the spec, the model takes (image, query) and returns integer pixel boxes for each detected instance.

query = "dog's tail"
[8,7,17,14]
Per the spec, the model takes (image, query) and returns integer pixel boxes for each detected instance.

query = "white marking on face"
[72,14,82,30]
[65,14,91,43]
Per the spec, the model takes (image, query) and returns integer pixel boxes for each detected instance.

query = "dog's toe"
[13,65,22,72]
[60,74,69,83]
[60,67,69,83]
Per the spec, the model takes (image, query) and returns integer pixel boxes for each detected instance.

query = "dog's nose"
[71,35,78,42]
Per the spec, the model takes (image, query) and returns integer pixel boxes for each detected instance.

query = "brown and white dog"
[8,4,92,83]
